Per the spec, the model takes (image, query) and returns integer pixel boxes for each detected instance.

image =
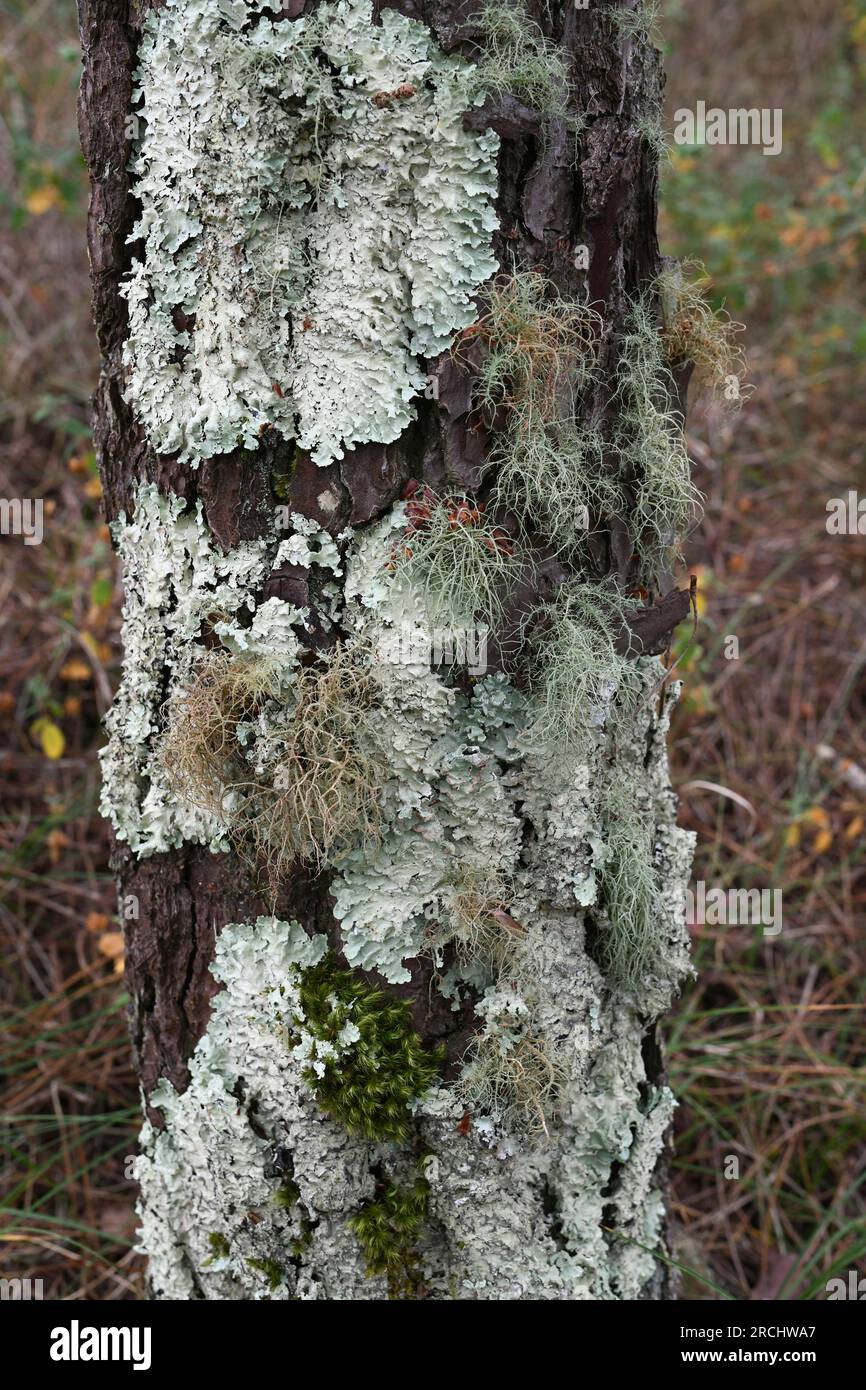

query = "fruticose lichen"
[123,0,499,465]
[656,260,751,407]
[98,485,353,857]
[613,295,704,584]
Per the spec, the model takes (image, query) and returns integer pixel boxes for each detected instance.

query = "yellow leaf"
[783,822,801,849]
[813,828,833,854]
[85,911,110,934]
[46,828,70,865]
[59,657,92,682]
[844,816,864,841]
[98,931,124,973]
[25,184,61,216]
[30,718,65,759]
[801,805,830,828]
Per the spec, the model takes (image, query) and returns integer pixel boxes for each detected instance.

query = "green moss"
[246,1256,286,1292]
[273,1179,300,1209]
[291,954,443,1142]
[290,1212,314,1260]
[349,1178,429,1298]
[204,1230,230,1263]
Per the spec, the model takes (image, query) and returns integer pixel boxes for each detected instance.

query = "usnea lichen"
[613,295,704,584]
[123,0,499,465]
[656,260,751,407]
[98,485,357,858]
[472,1,581,135]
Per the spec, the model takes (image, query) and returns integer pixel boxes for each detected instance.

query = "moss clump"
[597,773,664,993]
[656,260,750,408]
[201,1230,230,1267]
[612,295,703,585]
[273,1179,300,1209]
[396,485,520,627]
[246,1256,286,1292]
[526,581,643,755]
[349,1178,429,1298]
[472,2,581,134]
[291,954,443,1142]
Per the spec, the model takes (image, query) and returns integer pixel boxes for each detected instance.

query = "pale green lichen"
[124,492,694,1300]
[99,484,352,858]
[123,0,499,466]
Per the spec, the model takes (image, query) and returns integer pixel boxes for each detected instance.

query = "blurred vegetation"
[0,0,863,1300]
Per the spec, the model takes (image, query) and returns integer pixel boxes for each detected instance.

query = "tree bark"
[77,0,694,1299]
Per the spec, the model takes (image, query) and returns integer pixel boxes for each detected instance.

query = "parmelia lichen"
[98,484,341,856]
[122,0,499,465]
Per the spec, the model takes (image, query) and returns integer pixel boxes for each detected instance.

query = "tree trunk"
[77,0,695,1299]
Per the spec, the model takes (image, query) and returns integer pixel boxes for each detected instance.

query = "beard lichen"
[123,0,499,466]
[656,260,751,408]
[612,295,704,585]
[394,485,521,629]
[462,272,615,556]
[471,1,583,138]
[525,580,643,755]
[164,642,390,891]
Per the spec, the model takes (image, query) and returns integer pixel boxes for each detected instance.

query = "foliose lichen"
[123,0,499,466]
